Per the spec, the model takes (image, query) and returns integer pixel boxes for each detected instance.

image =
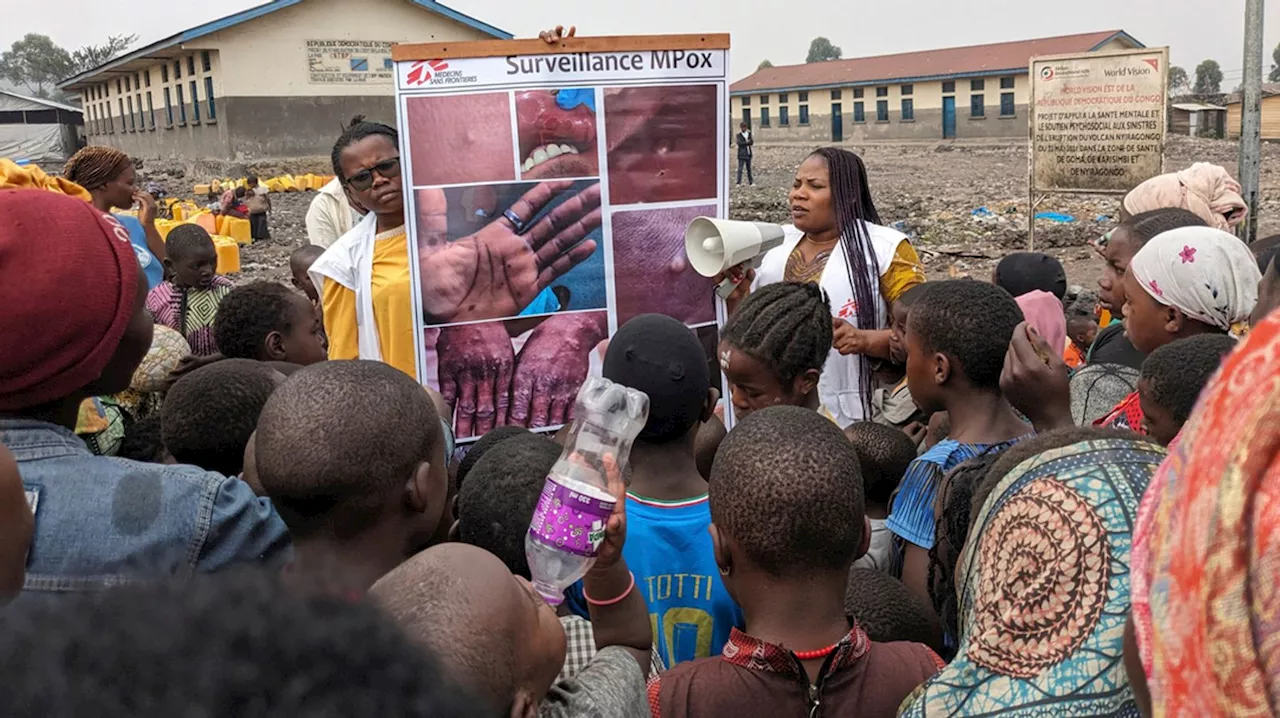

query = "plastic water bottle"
[526,376,649,605]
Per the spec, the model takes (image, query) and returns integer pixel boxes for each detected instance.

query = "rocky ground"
[139,135,1278,290]
[731,135,1280,287]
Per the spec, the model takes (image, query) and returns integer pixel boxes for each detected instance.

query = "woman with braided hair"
[720,148,924,427]
[63,145,165,289]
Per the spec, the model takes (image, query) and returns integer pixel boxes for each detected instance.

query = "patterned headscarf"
[1128,226,1260,333]
[63,146,131,191]
[900,438,1165,717]
[1139,311,1280,716]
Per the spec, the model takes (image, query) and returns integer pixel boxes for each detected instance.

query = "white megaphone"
[684,217,786,299]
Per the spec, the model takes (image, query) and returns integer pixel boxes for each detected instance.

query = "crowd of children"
[3,108,1280,717]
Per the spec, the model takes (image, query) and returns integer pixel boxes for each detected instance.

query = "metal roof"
[59,0,510,90]
[0,89,82,113]
[730,30,1143,95]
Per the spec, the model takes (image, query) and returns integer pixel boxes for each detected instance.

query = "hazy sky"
[4,0,1277,86]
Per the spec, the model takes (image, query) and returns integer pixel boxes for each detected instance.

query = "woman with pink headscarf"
[1122,163,1248,231]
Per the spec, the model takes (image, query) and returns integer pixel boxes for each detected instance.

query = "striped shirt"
[885,436,1029,550]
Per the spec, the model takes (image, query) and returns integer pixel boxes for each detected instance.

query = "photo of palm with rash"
[431,311,608,438]
[414,180,603,324]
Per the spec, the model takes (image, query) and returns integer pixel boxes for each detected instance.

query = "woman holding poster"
[722,148,925,426]
[311,119,605,382]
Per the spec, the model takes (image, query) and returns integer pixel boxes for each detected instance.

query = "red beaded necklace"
[792,641,842,661]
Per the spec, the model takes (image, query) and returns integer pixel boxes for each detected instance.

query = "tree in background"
[71,34,137,75]
[0,34,72,98]
[1193,59,1224,97]
[0,33,136,101]
[757,59,774,71]
[1167,66,1189,95]
[806,37,842,63]
[1269,43,1279,83]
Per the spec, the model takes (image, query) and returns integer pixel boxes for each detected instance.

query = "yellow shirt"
[321,226,418,380]
[783,238,924,304]
[881,240,926,303]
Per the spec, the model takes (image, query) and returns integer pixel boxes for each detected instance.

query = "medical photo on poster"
[396,39,729,441]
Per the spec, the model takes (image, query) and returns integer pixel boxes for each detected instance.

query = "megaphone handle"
[715,277,739,299]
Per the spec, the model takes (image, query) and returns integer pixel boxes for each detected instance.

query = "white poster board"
[393,35,731,442]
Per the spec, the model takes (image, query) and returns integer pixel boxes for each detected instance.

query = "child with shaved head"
[373,454,652,718]
[253,360,449,592]
[647,406,941,718]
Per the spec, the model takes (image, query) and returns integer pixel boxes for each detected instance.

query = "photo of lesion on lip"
[414,180,606,327]
[604,84,719,206]
[404,92,516,186]
[515,88,600,181]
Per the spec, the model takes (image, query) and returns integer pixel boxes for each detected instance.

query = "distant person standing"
[245,175,271,241]
[735,122,754,186]
[305,176,359,249]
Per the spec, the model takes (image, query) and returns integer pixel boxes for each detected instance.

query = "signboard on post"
[1027,47,1168,247]
[392,34,731,442]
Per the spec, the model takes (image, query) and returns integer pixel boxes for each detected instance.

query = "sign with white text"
[307,40,394,84]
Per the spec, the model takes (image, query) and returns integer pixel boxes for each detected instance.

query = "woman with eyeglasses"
[309,116,422,378]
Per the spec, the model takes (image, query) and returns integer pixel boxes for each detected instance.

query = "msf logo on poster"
[405,59,478,87]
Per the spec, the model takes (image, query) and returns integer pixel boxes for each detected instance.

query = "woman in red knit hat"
[0,189,290,602]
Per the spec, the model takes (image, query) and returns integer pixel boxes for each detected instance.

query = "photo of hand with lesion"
[426,311,609,439]
[414,180,606,326]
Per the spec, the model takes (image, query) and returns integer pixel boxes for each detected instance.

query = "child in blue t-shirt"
[602,313,744,667]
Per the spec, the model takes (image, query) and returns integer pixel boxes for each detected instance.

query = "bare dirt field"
[144,135,1278,292]
[731,135,1280,289]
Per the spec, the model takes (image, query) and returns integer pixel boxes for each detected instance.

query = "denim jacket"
[1,418,292,599]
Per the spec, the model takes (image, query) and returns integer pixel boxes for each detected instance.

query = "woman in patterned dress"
[900,427,1165,717]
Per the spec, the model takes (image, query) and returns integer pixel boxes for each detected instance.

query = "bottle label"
[527,476,615,558]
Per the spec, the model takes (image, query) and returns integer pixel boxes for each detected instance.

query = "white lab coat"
[305,178,357,249]
[308,212,383,362]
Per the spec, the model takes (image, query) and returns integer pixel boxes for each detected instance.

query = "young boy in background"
[844,421,917,574]
[1137,334,1236,446]
[649,406,941,718]
[213,282,328,366]
[374,452,652,718]
[289,245,326,307]
[887,280,1031,608]
[252,360,449,593]
[146,225,233,356]
[1065,296,1099,369]
[844,568,943,653]
[161,359,284,477]
[874,284,928,434]
[603,314,744,667]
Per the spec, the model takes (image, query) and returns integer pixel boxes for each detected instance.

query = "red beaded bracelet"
[584,571,636,607]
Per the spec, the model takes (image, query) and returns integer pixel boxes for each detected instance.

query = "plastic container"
[526,376,649,605]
